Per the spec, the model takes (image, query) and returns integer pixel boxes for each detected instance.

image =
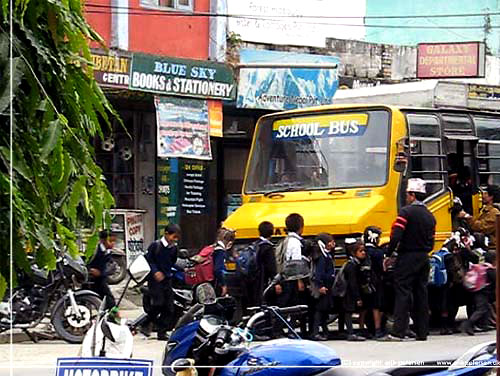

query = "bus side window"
[406,114,446,201]
[474,116,500,188]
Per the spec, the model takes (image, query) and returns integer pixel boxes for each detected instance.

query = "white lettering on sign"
[275,122,325,139]
[64,369,145,376]
[328,120,360,135]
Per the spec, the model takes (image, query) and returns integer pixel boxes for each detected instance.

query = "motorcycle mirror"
[100,318,116,343]
[195,283,216,305]
[128,255,151,283]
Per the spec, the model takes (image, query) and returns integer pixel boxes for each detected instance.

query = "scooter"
[162,283,341,376]
[80,254,151,358]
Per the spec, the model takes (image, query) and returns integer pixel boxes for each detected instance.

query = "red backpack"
[184,245,215,286]
[463,263,493,292]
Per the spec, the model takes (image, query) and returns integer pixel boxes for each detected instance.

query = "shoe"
[138,323,152,337]
[461,322,474,336]
[405,330,416,339]
[440,328,452,335]
[347,334,366,342]
[374,330,386,340]
[359,329,373,339]
[416,336,427,341]
[311,334,328,341]
[378,334,404,342]
[157,332,169,341]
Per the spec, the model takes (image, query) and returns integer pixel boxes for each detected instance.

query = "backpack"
[331,262,348,298]
[236,241,261,278]
[274,237,289,275]
[463,263,492,292]
[184,245,215,286]
[428,249,450,287]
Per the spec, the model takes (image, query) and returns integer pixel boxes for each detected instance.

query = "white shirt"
[285,232,303,261]
[160,236,169,247]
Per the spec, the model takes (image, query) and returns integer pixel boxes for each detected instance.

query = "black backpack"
[236,241,261,279]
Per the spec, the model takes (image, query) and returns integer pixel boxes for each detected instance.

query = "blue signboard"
[56,358,153,376]
[237,49,340,110]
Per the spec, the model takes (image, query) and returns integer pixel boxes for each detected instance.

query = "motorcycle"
[162,283,341,376]
[127,264,193,335]
[81,254,151,358]
[0,250,102,343]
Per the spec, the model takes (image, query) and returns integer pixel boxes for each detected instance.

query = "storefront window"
[95,116,136,209]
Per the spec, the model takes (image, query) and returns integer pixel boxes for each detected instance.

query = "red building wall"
[85,0,210,59]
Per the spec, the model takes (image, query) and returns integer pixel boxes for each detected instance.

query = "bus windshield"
[245,110,390,194]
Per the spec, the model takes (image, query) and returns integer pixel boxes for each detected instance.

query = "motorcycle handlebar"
[245,305,308,330]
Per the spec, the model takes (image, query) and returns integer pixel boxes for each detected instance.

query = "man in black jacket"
[385,178,436,341]
[255,221,276,306]
[88,230,116,309]
[144,224,181,340]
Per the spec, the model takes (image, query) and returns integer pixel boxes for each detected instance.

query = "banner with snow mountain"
[237,49,340,110]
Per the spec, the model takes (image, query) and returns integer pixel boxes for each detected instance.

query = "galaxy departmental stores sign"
[130,53,235,100]
[417,42,485,79]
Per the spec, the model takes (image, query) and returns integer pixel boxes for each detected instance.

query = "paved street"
[0,329,495,376]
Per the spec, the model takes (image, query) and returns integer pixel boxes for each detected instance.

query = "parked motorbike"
[0,250,102,343]
[162,283,341,376]
[81,254,151,358]
[127,264,193,335]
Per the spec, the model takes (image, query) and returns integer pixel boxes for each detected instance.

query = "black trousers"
[276,280,308,336]
[149,278,175,333]
[392,252,430,339]
[90,277,116,310]
[467,290,490,327]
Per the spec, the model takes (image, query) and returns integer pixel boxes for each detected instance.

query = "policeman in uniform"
[88,230,116,309]
[385,178,436,341]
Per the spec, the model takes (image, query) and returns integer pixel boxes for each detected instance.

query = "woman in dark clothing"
[310,233,335,341]
[343,239,366,341]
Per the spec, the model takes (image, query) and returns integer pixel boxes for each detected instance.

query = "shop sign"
[208,100,223,137]
[468,84,500,101]
[237,49,339,110]
[155,96,212,160]
[56,358,153,376]
[91,50,131,89]
[125,212,144,264]
[130,53,235,100]
[180,162,209,216]
[417,42,485,79]
[226,0,365,48]
[156,158,180,237]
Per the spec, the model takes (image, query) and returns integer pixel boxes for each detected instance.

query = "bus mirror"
[394,138,409,174]
[394,152,408,174]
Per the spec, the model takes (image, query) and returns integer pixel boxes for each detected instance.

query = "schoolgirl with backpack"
[461,251,496,335]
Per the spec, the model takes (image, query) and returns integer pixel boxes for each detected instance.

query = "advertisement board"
[56,358,153,376]
[227,0,365,48]
[237,49,339,110]
[417,42,485,79]
[130,53,235,100]
[91,50,131,89]
[155,96,212,160]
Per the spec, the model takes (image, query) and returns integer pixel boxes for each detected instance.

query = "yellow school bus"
[223,104,500,260]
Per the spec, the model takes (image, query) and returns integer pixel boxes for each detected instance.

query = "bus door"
[441,114,481,219]
[406,113,451,248]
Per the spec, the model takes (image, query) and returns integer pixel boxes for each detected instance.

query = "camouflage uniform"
[467,204,500,249]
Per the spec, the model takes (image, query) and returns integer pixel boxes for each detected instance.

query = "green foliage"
[0,0,118,298]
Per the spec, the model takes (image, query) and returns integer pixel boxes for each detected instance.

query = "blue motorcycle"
[162,283,342,376]
[162,285,497,376]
